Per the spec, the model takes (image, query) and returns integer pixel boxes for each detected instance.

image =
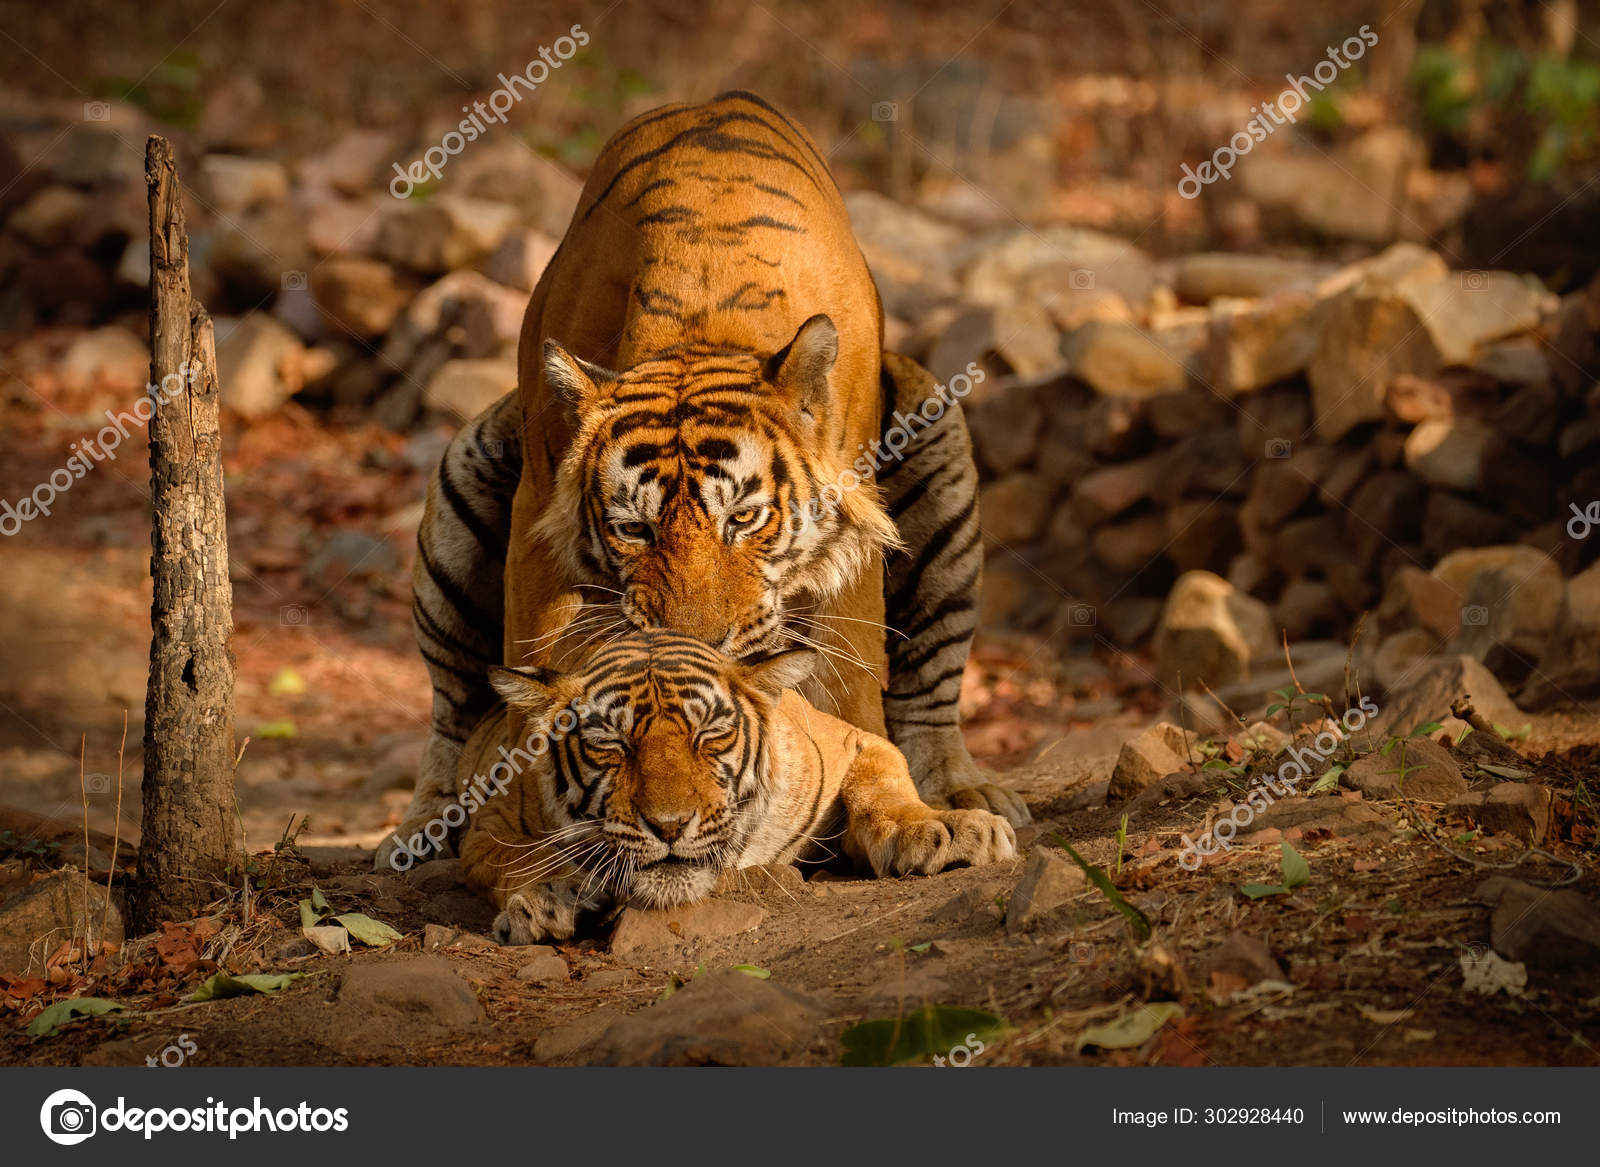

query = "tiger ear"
[490,664,562,711]
[764,314,837,418]
[543,339,619,413]
[740,648,818,697]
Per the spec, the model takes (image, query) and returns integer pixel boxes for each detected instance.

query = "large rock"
[1154,570,1277,689]
[1005,848,1087,933]
[1476,877,1600,967]
[199,154,290,215]
[0,872,124,975]
[1396,270,1548,366]
[309,256,418,340]
[1378,566,1462,641]
[979,473,1055,548]
[1309,291,1442,440]
[1176,254,1328,302]
[1092,514,1169,574]
[1108,721,1190,801]
[1433,547,1563,679]
[1523,561,1600,708]
[960,224,1153,308]
[1339,734,1466,802]
[1205,292,1324,394]
[481,229,560,293]
[375,196,520,274]
[589,967,822,1065]
[1064,321,1188,397]
[215,312,311,419]
[380,270,527,378]
[1403,417,1498,491]
[423,358,518,425]
[1370,654,1523,741]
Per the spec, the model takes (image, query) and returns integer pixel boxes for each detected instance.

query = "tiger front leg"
[839,734,1016,877]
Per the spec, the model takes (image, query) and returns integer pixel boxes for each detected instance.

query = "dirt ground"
[1,357,1598,1068]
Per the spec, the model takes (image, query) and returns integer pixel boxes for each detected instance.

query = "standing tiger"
[380,92,1025,872]
[459,631,1017,943]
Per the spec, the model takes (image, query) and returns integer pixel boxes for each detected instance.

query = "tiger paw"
[492,888,578,945]
[854,805,1017,876]
[940,782,1032,827]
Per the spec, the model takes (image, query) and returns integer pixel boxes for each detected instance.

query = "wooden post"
[132,136,239,930]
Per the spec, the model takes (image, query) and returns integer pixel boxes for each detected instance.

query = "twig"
[1343,612,1367,711]
[107,710,127,960]
[1281,631,1341,730]
[1199,679,1250,733]
[78,734,91,967]
[1176,670,1197,767]
[1449,697,1498,737]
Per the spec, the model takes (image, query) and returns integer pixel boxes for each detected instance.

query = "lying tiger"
[382,90,1027,873]
[456,631,1017,944]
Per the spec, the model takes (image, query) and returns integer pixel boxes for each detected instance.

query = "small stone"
[1005,848,1087,933]
[1205,292,1323,394]
[1339,736,1466,802]
[1476,783,1552,844]
[339,956,484,1027]
[1403,417,1499,492]
[1309,290,1443,440]
[422,923,457,950]
[589,967,823,1066]
[609,900,765,956]
[1109,721,1191,801]
[585,968,643,991]
[926,880,1008,927]
[1070,457,1162,525]
[1202,931,1284,998]
[1475,877,1600,967]
[1378,566,1462,641]
[516,951,570,985]
[1175,253,1327,302]
[978,473,1055,548]
[1384,373,1455,423]
[58,325,149,393]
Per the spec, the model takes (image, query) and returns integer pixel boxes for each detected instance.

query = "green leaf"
[1075,1002,1184,1052]
[1263,704,1286,718]
[334,913,402,947]
[298,899,319,930]
[190,972,304,1001]
[839,1005,1006,1066]
[907,942,932,953]
[732,964,770,979]
[1240,883,1288,899]
[254,718,298,740]
[1280,841,1310,889]
[1411,721,1443,737]
[1302,693,1328,703]
[25,997,124,1037]
[1380,738,1399,756]
[1049,834,1151,940]
[311,888,330,913]
[1272,687,1295,700]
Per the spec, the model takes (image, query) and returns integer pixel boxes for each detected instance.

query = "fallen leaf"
[840,1005,1006,1066]
[1075,1002,1184,1052]
[334,913,402,947]
[190,972,304,1001]
[25,997,124,1037]
[302,925,350,955]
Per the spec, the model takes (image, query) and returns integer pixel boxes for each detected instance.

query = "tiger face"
[490,632,815,908]
[533,315,899,657]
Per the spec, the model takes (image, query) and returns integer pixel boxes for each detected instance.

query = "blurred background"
[1,0,1598,856]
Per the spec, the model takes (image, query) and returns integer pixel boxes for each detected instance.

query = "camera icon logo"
[40,1088,97,1145]
[1068,941,1095,962]
[1265,438,1292,459]
[84,773,112,795]
[281,270,308,291]
[1460,270,1490,291]
[1068,269,1095,290]
[280,604,309,626]
[1068,603,1097,627]
[83,101,110,122]
[1461,605,1490,627]
[871,101,899,123]
[477,438,505,458]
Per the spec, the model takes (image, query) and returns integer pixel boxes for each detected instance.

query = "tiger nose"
[643,810,690,843]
